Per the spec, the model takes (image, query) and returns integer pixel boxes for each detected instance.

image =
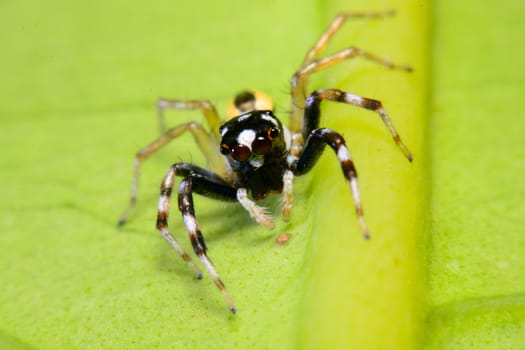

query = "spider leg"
[236,188,275,229]
[302,10,396,65]
[118,121,228,225]
[157,98,222,138]
[302,89,413,161]
[289,11,412,132]
[156,163,238,313]
[293,128,370,239]
[281,170,294,220]
[290,48,411,132]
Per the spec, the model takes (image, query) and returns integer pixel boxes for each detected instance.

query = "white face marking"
[220,126,228,137]
[237,112,251,122]
[261,113,278,126]
[337,146,352,162]
[237,129,256,150]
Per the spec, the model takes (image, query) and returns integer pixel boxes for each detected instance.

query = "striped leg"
[303,89,413,161]
[156,165,203,279]
[293,128,370,239]
[118,121,228,226]
[289,11,412,132]
[156,163,237,313]
[290,47,412,132]
[118,97,226,226]
[178,177,237,313]
[289,10,412,132]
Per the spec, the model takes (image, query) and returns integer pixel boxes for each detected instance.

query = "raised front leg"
[302,89,413,161]
[289,11,412,132]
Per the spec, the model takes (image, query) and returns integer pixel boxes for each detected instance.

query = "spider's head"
[219,110,290,168]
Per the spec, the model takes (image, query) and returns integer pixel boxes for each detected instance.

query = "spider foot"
[181,251,205,279]
[252,206,275,229]
[281,205,292,221]
[355,201,371,240]
[237,188,275,229]
[117,199,136,226]
[193,268,204,280]
[281,198,293,221]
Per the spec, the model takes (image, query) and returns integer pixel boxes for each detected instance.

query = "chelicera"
[118,11,413,314]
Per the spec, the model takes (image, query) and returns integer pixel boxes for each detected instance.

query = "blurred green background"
[426,0,525,348]
[1,0,524,349]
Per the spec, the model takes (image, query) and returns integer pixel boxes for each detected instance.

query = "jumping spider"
[118,11,413,314]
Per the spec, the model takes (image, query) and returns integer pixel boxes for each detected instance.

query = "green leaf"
[425,0,525,348]
[1,0,428,348]
[296,1,428,349]
[6,0,523,349]
[0,1,425,348]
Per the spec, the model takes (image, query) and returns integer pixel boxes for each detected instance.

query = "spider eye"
[268,127,279,139]
[220,144,230,155]
[231,144,251,162]
[252,136,272,155]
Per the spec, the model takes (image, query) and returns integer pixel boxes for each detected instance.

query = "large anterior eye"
[231,144,251,162]
[252,136,272,155]
[268,127,279,139]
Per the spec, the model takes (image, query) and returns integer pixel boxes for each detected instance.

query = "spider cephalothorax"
[219,110,292,199]
[118,11,413,314]
[219,110,289,165]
